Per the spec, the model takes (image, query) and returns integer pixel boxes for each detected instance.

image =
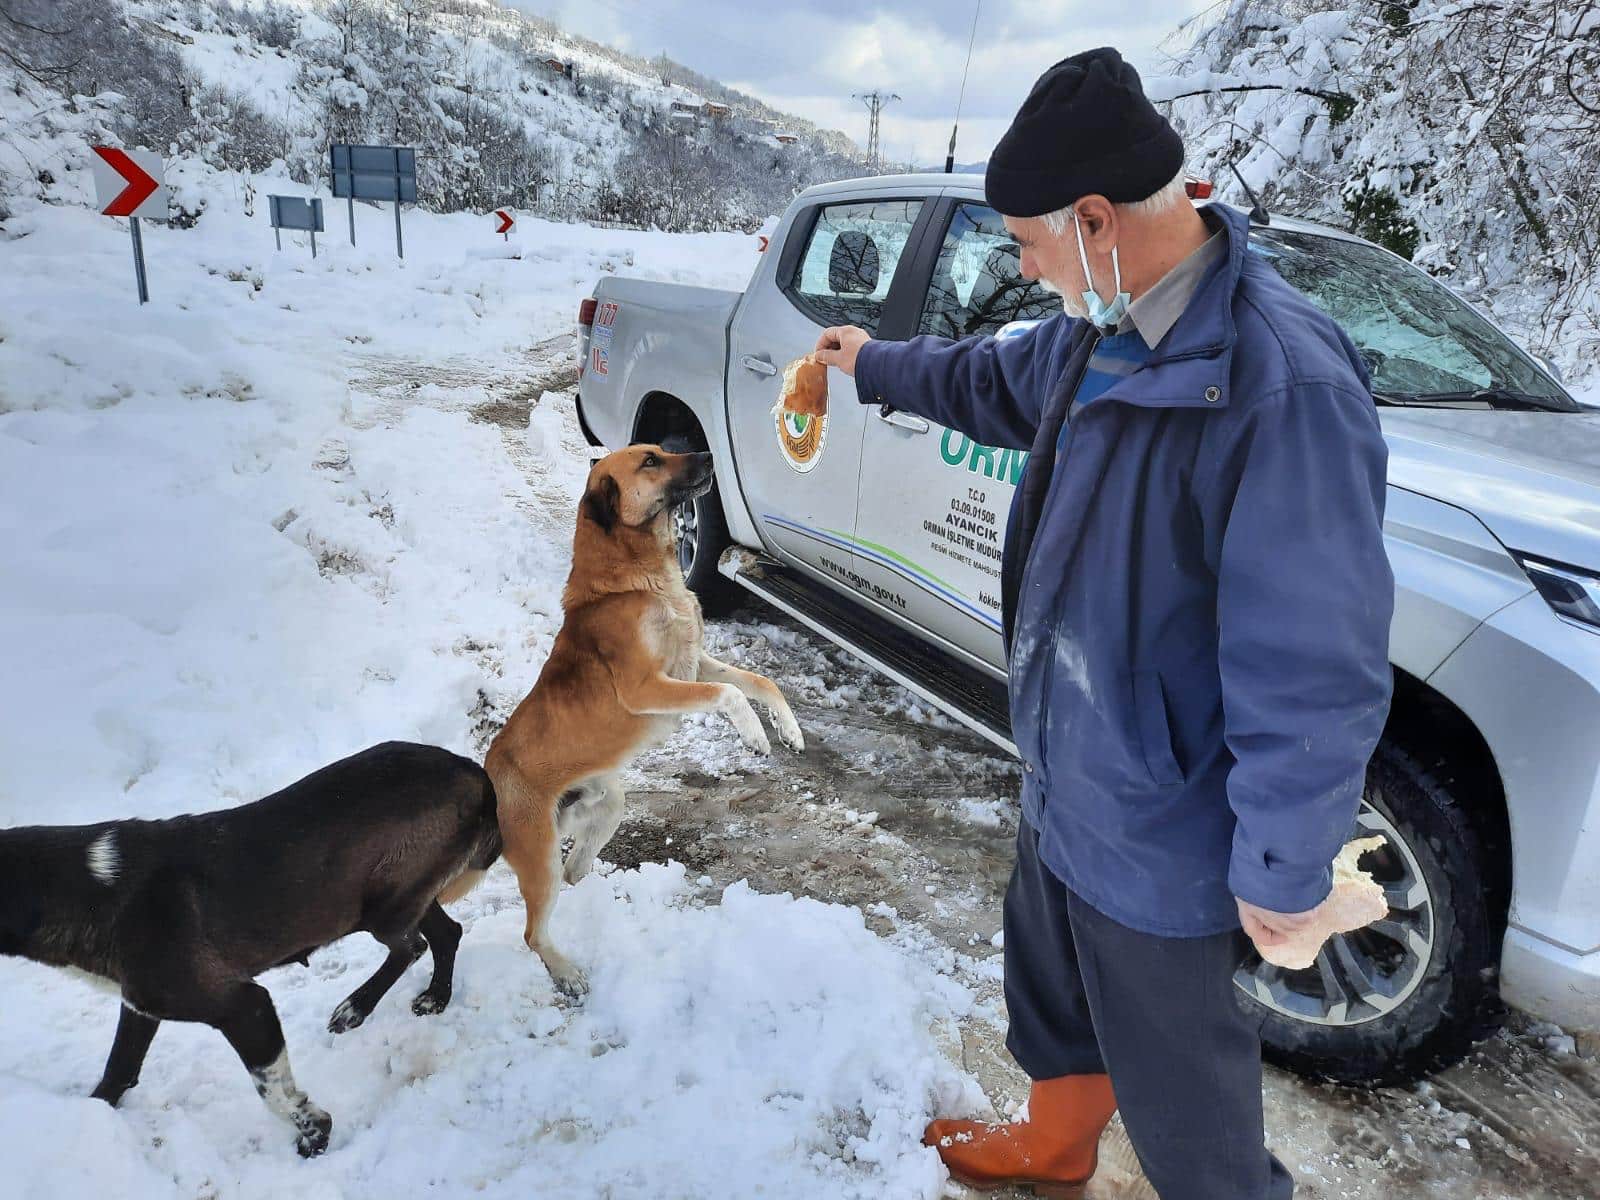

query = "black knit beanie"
[985,47,1184,218]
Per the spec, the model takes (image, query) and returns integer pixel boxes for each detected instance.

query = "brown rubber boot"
[923,1074,1117,1198]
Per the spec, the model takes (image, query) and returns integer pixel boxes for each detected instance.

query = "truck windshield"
[1248,229,1574,409]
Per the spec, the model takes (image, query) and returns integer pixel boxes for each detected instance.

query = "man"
[814,48,1394,1200]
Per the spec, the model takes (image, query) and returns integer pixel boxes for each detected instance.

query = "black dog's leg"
[327,929,425,1034]
[90,1005,161,1106]
[217,981,331,1158]
[412,902,462,1016]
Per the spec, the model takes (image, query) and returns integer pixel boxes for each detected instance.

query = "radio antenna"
[1229,161,1272,225]
[944,0,983,173]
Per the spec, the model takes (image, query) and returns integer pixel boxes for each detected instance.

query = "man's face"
[1004,213,1088,318]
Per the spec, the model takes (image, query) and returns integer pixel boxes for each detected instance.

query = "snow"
[0,159,976,1196]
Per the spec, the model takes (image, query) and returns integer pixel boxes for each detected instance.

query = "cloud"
[504,0,1214,165]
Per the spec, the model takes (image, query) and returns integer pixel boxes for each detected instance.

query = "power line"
[853,90,900,174]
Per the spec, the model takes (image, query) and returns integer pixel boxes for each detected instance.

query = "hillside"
[0,0,867,231]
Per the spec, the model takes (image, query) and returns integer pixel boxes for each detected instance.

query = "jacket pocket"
[1131,668,1184,787]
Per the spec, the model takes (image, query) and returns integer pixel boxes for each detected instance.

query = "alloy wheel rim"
[673,498,699,573]
[1235,800,1436,1027]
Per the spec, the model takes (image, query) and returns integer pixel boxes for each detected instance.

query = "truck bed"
[577,277,742,449]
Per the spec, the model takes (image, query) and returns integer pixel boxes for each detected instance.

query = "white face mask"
[1072,209,1130,330]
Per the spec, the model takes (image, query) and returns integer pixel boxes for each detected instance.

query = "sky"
[504,0,1217,167]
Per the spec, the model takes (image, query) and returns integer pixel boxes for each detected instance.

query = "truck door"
[853,199,1062,671]
[726,196,931,594]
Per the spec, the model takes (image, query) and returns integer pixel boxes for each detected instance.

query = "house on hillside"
[703,102,732,120]
[541,56,574,80]
[670,100,703,122]
[774,131,798,145]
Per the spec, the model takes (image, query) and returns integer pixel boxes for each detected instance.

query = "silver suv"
[574,173,1600,1083]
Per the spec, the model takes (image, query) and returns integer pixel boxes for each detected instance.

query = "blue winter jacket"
[853,204,1395,936]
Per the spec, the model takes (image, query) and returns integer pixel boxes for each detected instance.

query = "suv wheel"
[1235,740,1504,1086]
[662,435,733,610]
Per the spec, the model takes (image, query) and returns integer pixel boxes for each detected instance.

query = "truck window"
[784,199,923,334]
[920,202,1061,338]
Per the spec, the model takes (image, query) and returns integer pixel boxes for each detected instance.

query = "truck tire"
[662,435,734,612]
[1234,740,1504,1086]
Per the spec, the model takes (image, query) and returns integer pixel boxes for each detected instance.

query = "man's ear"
[1075,194,1117,245]
[582,474,621,532]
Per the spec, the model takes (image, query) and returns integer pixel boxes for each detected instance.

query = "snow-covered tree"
[1158,0,1600,362]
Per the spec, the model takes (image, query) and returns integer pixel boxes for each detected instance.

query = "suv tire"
[1238,739,1504,1086]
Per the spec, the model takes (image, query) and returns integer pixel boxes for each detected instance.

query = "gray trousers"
[1003,819,1294,1200]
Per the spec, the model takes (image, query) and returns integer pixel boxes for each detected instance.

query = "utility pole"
[853,90,900,174]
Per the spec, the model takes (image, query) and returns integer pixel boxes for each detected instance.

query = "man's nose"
[1018,253,1038,281]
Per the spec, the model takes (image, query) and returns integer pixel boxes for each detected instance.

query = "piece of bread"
[1255,837,1389,971]
[776,354,829,419]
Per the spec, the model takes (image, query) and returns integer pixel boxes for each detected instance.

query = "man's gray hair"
[1037,170,1189,236]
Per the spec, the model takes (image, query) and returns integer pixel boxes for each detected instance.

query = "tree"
[1160,0,1600,357]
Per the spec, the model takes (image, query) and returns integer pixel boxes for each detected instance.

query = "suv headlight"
[1512,552,1600,630]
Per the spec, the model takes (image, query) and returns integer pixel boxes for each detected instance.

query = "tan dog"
[482,445,803,997]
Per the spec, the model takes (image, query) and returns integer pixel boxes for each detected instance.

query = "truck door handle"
[877,405,928,434]
[741,354,778,377]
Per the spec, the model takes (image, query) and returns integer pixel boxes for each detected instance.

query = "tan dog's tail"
[438,769,503,906]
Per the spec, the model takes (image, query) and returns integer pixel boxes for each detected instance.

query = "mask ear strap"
[1110,243,1123,296]
[1071,208,1095,293]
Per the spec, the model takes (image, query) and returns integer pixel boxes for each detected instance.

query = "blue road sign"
[269,195,325,257]
[268,195,325,232]
[330,144,416,256]
[330,145,417,203]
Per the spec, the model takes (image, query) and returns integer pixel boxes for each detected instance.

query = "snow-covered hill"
[1,0,866,231]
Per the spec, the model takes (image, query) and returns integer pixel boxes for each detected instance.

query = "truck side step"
[720,548,1016,755]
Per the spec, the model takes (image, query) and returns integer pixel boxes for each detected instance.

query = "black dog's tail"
[437,771,502,906]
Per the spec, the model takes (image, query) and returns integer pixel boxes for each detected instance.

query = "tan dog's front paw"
[774,711,804,753]
[719,686,771,754]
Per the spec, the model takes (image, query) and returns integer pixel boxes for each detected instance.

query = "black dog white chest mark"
[86,831,118,885]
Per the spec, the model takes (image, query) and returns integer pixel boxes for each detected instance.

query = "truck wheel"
[663,436,734,611]
[1234,740,1504,1086]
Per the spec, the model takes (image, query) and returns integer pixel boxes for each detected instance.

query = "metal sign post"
[91,146,167,305]
[348,195,356,246]
[129,217,149,303]
[268,196,326,259]
[330,145,417,259]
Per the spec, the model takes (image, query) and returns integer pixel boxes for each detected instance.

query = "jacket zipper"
[1018,327,1102,790]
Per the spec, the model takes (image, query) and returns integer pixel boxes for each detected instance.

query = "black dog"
[0,742,500,1156]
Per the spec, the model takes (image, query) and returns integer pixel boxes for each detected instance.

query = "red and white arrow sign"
[494,209,514,234]
[91,147,167,220]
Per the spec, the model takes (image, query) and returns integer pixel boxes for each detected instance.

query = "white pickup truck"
[572,172,1600,1084]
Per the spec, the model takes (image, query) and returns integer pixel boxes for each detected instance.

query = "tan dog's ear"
[582,474,621,532]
